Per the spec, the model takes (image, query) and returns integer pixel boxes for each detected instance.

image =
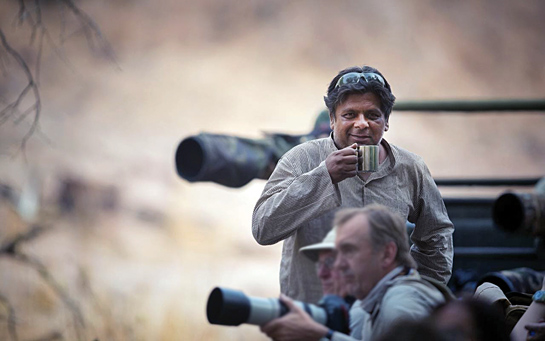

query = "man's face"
[316,250,336,295]
[334,214,385,300]
[330,92,389,149]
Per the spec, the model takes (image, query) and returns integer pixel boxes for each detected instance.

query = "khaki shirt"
[252,136,453,303]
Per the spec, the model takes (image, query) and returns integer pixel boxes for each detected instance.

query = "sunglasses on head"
[335,72,386,88]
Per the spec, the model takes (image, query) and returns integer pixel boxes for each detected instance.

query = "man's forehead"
[338,92,381,108]
[335,213,369,243]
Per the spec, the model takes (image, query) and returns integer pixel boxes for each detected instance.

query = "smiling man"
[252,65,453,304]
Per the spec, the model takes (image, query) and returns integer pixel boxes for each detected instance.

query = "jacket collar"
[360,266,418,314]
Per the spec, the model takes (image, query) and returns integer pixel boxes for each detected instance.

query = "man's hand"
[526,321,545,340]
[260,294,329,341]
[326,143,360,184]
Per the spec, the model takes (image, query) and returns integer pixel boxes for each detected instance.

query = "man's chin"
[349,136,373,145]
[346,289,358,298]
[343,283,356,295]
[322,284,335,295]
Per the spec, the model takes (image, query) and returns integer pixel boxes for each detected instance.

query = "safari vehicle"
[175,99,545,295]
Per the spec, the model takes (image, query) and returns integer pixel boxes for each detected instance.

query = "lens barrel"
[206,287,251,326]
[493,192,545,236]
[206,287,328,327]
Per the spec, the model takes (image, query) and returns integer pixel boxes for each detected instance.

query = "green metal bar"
[394,99,545,112]
[434,178,541,187]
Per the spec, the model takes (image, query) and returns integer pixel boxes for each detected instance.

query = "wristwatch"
[532,290,545,304]
[324,329,335,340]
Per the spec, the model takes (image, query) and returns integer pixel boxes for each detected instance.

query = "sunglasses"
[315,255,336,272]
[335,72,386,88]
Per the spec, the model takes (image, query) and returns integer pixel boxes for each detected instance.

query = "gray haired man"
[260,205,445,341]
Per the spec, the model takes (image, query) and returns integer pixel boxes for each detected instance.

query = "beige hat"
[299,228,336,262]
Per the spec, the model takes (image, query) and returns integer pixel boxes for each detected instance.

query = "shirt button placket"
[361,182,366,206]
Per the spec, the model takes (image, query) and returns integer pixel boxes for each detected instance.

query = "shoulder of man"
[383,274,447,306]
[368,276,445,339]
[279,136,332,162]
[388,142,426,165]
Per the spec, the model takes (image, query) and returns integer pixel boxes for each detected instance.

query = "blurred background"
[1,0,545,340]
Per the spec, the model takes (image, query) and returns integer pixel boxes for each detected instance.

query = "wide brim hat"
[299,228,336,262]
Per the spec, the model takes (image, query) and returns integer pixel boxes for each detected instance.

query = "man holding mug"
[252,65,453,304]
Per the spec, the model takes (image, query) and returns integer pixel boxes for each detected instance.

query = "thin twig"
[0,29,41,152]
[34,24,44,84]
[0,225,43,254]
[16,0,27,25]
[59,0,118,63]
[14,253,86,341]
[13,103,38,125]
[0,83,30,122]
[0,293,19,341]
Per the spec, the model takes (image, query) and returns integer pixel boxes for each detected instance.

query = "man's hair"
[334,204,417,269]
[324,65,396,122]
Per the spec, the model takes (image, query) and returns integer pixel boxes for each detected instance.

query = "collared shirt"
[252,136,453,304]
[332,267,446,341]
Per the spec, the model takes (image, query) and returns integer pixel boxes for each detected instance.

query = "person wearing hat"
[300,228,366,339]
[299,228,343,297]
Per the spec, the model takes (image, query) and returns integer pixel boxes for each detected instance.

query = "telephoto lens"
[493,191,545,236]
[206,287,350,333]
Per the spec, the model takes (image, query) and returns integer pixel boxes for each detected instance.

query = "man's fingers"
[340,145,359,155]
[280,294,300,312]
[326,146,361,183]
[525,322,545,330]
[525,322,545,340]
[261,318,281,336]
[340,154,358,164]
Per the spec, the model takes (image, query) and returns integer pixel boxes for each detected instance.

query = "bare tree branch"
[0,2,117,338]
[0,225,44,255]
[0,29,41,153]
[14,252,86,341]
[1,0,117,155]
[0,293,19,341]
[58,0,117,62]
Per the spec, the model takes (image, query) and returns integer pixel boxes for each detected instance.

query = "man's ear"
[381,241,397,268]
[329,112,335,130]
[384,119,389,132]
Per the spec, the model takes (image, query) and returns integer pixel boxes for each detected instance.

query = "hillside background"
[1,1,545,340]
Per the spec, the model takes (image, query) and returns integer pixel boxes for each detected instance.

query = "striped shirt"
[252,136,453,303]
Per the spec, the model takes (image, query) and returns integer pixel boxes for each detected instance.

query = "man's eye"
[343,112,355,118]
[341,247,355,255]
[367,112,382,120]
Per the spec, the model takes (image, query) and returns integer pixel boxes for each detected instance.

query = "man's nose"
[318,266,331,279]
[334,255,345,269]
[354,114,369,129]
